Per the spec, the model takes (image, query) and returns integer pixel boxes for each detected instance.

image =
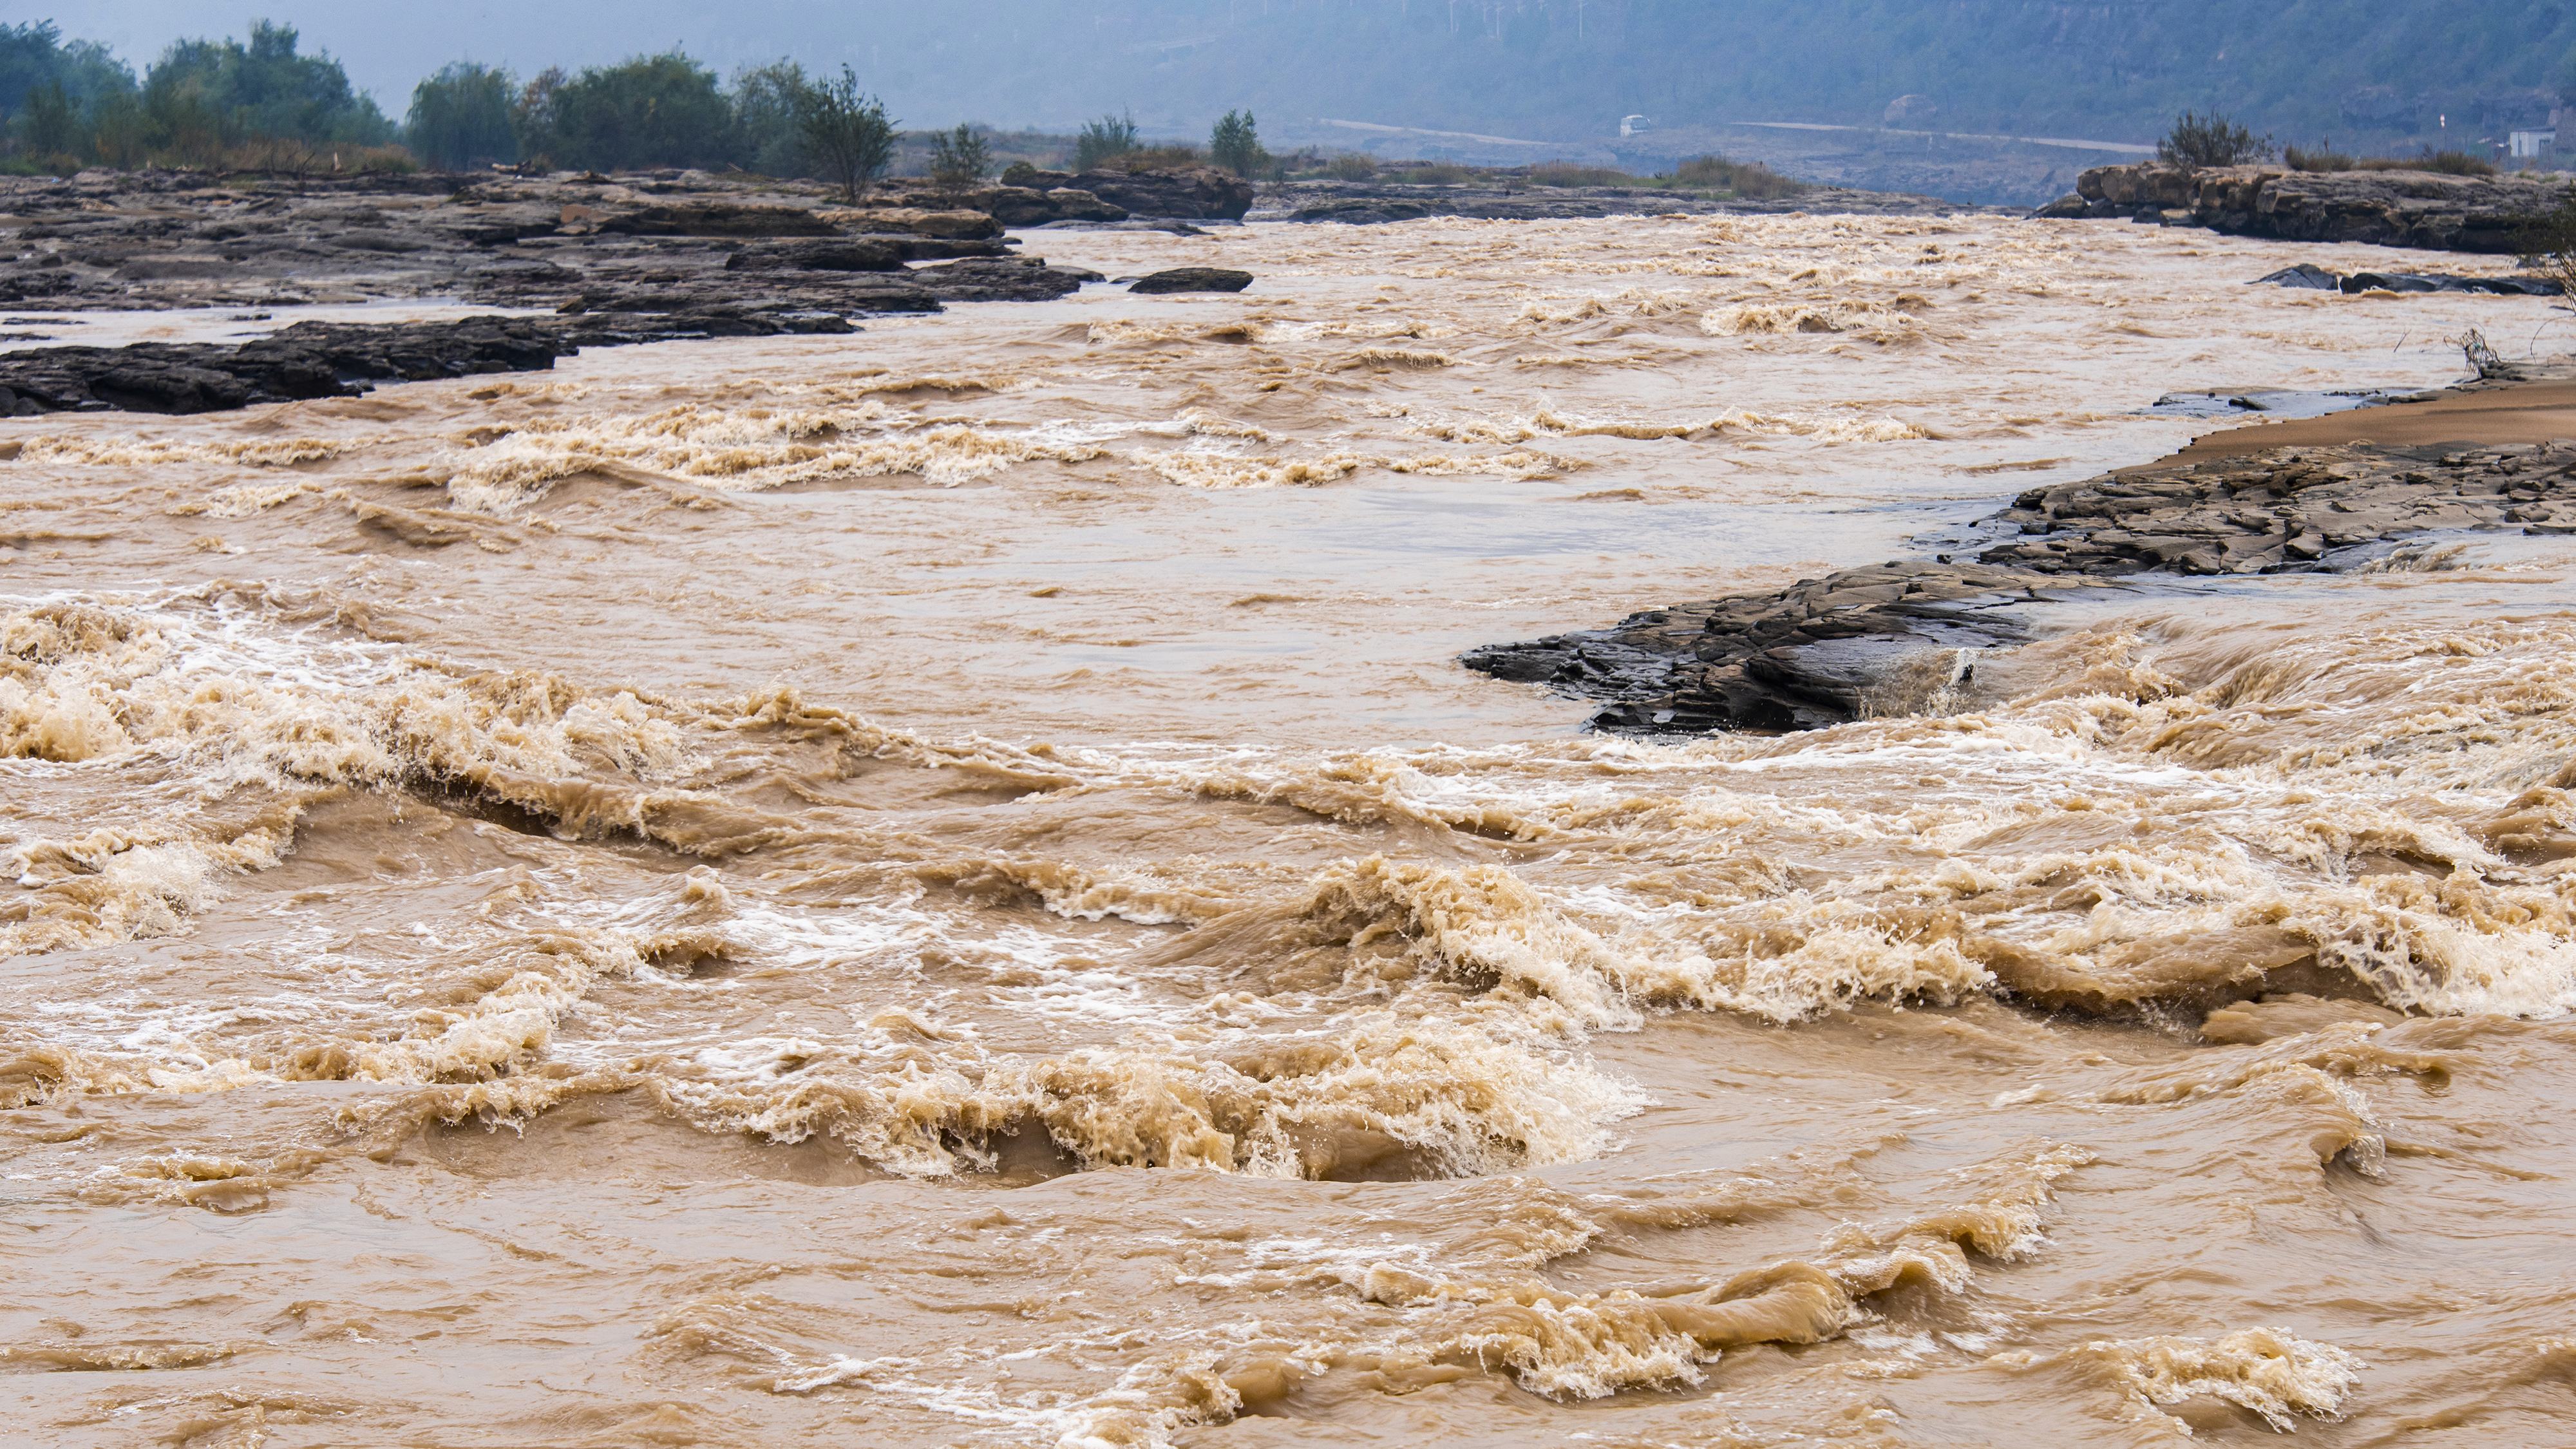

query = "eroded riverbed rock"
[0,247,1110,415]
[1068,166,1257,222]
[1464,561,2079,733]
[880,183,1130,228]
[1468,435,2576,734]
[0,317,573,414]
[0,169,1131,412]
[723,236,1010,271]
[0,169,1090,325]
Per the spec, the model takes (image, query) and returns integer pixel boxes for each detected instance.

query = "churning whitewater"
[5,214,2575,1447]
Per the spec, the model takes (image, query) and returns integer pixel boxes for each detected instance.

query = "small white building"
[1619,115,1652,138]
[2510,128,2557,159]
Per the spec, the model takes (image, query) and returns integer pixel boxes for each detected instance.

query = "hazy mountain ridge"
[43,1,2576,151]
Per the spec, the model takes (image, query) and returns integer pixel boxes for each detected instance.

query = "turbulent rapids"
[6,213,2576,1446]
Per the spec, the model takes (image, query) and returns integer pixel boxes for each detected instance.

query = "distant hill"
[837,1,2574,153]
[25,1,2575,202]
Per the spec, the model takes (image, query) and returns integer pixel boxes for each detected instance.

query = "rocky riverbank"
[1466,366,2576,734]
[2039,163,2574,253]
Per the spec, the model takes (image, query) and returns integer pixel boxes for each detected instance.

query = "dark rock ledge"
[0,317,576,414]
[2036,163,2573,254]
[1466,436,2576,735]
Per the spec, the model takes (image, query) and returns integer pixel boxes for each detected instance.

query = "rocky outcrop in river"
[1468,427,2576,734]
[2040,164,2574,253]
[0,317,577,414]
[0,169,1144,413]
[0,169,1103,325]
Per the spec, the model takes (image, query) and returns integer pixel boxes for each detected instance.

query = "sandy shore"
[2179,372,2576,460]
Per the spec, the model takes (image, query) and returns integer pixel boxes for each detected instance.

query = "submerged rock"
[1128,267,1254,295]
[2253,262,2561,294]
[2253,263,2341,289]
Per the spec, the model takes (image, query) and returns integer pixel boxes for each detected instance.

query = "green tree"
[406,62,516,169]
[1210,108,1265,178]
[144,21,392,148]
[21,79,77,156]
[1074,110,1137,170]
[90,88,150,167]
[732,60,814,178]
[529,52,732,171]
[797,66,893,202]
[927,122,990,191]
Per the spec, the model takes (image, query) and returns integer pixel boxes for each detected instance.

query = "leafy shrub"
[927,123,991,189]
[2412,148,2499,176]
[2333,150,2503,176]
[1074,111,1137,170]
[1671,153,1808,198]
[334,142,419,174]
[1090,144,1203,173]
[1327,151,1378,181]
[2157,111,2273,167]
[1210,108,1266,178]
[2282,144,2353,172]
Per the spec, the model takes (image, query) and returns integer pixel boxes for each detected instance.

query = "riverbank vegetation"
[2283,144,2501,176]
[0,19,1286,187]
[1,20,408,173]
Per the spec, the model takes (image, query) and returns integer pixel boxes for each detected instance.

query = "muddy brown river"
[5,214,2574,1446]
